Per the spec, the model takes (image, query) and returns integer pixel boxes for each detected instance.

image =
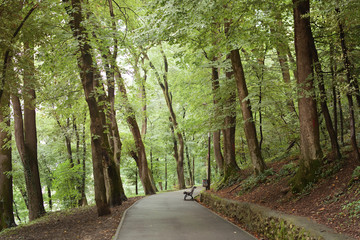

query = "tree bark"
[12,94,46,221]
[11,42,45,221]
[65,0,110,216]
[140,58,148,136]
[229,49,267,174]
[291,0,323,192]
[211,57,225,173]
[145,48,186,189]
[272,17,297,114]
[311,41,341,160]
[79,112,88,206]
[116,68,156,195]
[183,133,194,186]
[337,11,360,161]
[0,89,15,230]
[219,53,241,186]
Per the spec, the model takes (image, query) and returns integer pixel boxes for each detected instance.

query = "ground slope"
[212,150,360,239]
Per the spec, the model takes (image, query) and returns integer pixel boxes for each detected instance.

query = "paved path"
[114,187,257,240]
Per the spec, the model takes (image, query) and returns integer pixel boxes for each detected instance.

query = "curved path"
[114,188,257,240]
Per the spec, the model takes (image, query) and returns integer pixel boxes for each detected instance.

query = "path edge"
[195,193,257,240]
[199,191,355,240]
[112,198,143,240]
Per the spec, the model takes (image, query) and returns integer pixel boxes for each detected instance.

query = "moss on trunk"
[290,158,321,193]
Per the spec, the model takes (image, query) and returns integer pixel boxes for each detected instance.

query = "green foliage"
[278,162,298,177]
[352,166,360,180]
[238,168,275,195]
[318,159,344,179]
[342,185,360,218]
[52,160,83,209]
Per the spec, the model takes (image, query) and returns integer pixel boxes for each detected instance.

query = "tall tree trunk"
[165,157,168,190]
[140,58,148,136]
[256,55,266,151]
[229,49,266,174]
[169,120,185,189]
[219,54,240,186]
[337,10,360,161]
[145,48,186,189]
[0,90,15,230]
[97,58,126,206]
[12,95,46,221]
[79,112,88,206]
[183,133,193,186]
[272,17,297,114]
[330,43,338,141]
[11,43,45,221]
[116,68,156,195]
[73,117,88,206]
[65,0,110,216]
[311,41,341,160]
[211,57,225,173]
[291,0,323,192]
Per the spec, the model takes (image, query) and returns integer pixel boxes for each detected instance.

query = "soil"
[0,197,142,240]
[208,150,360,240]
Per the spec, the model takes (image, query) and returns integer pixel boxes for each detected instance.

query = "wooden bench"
[183,186,197,200]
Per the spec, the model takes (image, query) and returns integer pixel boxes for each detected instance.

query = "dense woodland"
[0,0,360,231]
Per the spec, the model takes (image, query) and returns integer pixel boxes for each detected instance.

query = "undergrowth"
[237,168,275,195]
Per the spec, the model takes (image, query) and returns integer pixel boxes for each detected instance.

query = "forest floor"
[0,196,142,240]
[206,148,360,240]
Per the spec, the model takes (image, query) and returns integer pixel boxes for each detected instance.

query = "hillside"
[209,149,360,239]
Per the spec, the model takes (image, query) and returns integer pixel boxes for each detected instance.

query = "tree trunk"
[291,0,323,192]
[272,17,297,114]
[229,49,266,174]
[78,111,88,206]
[337,12,360,161]
[140,59,148,136]
[106,0,127,202]
[169,120,186,189]
[116,69,156,195]
[165,157,168,190]
[330,43,338,141]
[211,57,225,173]
[11,42,45,221]
[311,41,341,160]
[65,0,110,216]
[95,61,126,206]
[220,53,240,186]
[0,90,15,230]
[145,48,186,189]
[12,94,46,221]
[47,186,52,210]
[183,133,193,186]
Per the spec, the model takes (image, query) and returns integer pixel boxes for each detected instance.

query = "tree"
[0,89,15,230]
[145,46,186,189]
[290,0,323,192]
[116,67,157,195]
[11,42,46,221]
[64,0,110,216]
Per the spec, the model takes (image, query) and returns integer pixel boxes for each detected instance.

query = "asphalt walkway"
[114,187,257,240]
